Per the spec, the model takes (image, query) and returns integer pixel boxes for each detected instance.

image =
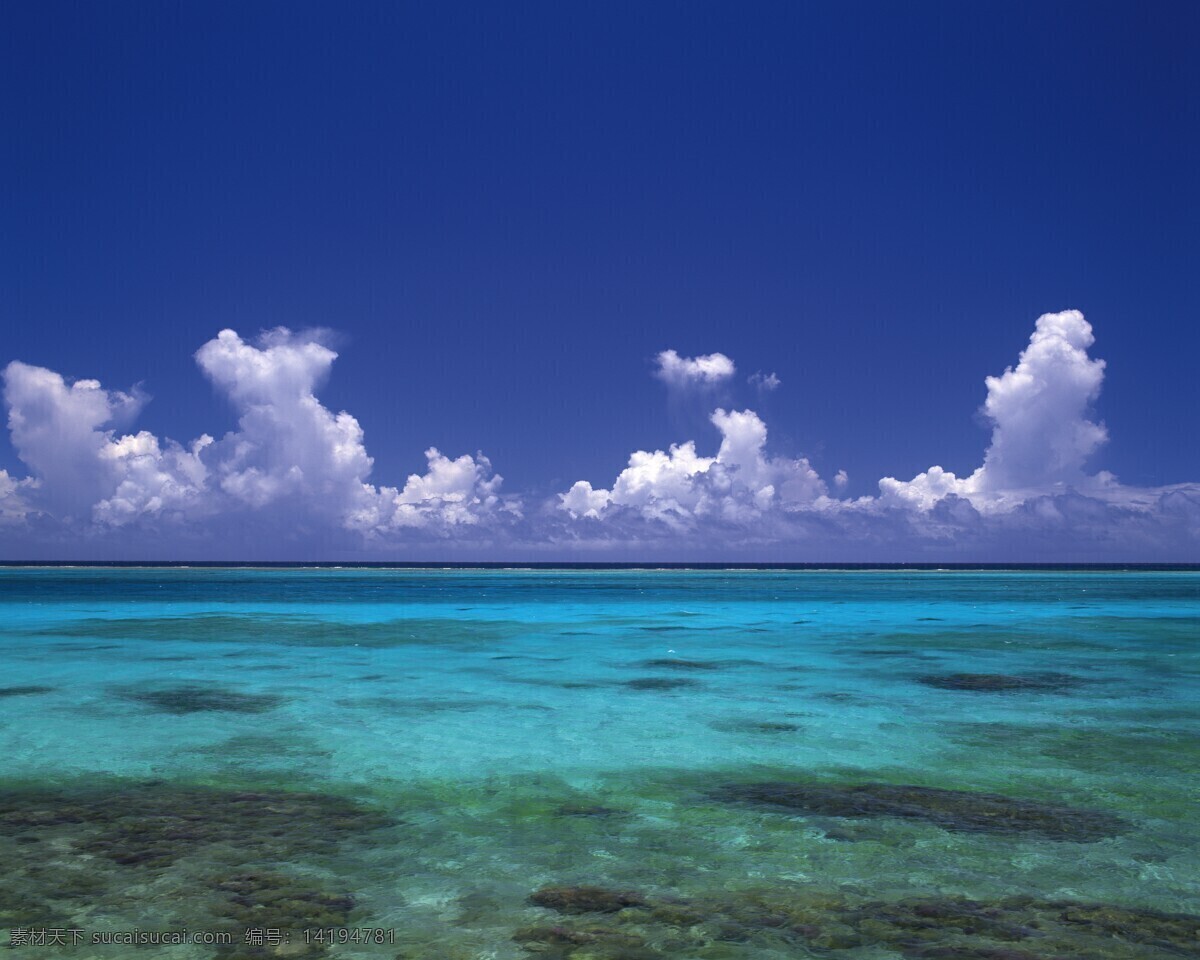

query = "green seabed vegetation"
[1,755,1196,960]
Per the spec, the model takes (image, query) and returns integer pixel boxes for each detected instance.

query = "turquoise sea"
[0,567,1197,959]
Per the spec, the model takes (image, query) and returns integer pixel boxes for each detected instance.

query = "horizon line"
[2,561,1199,571]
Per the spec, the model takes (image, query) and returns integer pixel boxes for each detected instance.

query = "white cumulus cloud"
[0,327,515,547]
[654,349,736,388]
[976,309,1107,493]
[93,432,211,527]
[195,328,376,518]
[551,308,1200,559]
[2,360,204,524]
[195,328,516,536]
[558,407,826,528]
[879,310,1110,512]
[1,310,1198,560]
[559,480,612,520]
[351,447,517,535]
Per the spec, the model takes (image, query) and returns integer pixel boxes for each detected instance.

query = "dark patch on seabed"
[118,684,286,714]
[0,779,391,956]
[916,672,1080,692]
[0,686,54,698]
[709,781,1126,840]
[0,774,1193,959]
[0,780,390,866]
[813,690,873,704]
[529,885,648,914]
[492,655,568,662]
[552,802,630,819]
[637,625,699,633]
[186,733,334,769]
[211,873,356,959]
[49,643,123,652]
[505,676,604,690]
[622,677,702,691]
[708,718,802,734]
[334,695,507,714]
[516,884,1200,959]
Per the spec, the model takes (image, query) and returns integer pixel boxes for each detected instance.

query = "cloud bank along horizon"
[1,310,1197,559]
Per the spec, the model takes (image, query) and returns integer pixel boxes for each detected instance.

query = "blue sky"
[1,2,1197,560]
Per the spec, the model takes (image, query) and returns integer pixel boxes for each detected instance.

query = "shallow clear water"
[1,568,1197,958]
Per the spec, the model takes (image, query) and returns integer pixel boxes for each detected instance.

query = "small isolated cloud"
[834,469,848,489]
[749,371,781,391]
[559,480,612,520]
[654,349,735,389]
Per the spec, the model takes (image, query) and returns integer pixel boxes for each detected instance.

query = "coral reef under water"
[211,871,357,959]
[0,780,390,870]
[519,884,1200,959]
[708,781,1125,840]
[530,887,649,914]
